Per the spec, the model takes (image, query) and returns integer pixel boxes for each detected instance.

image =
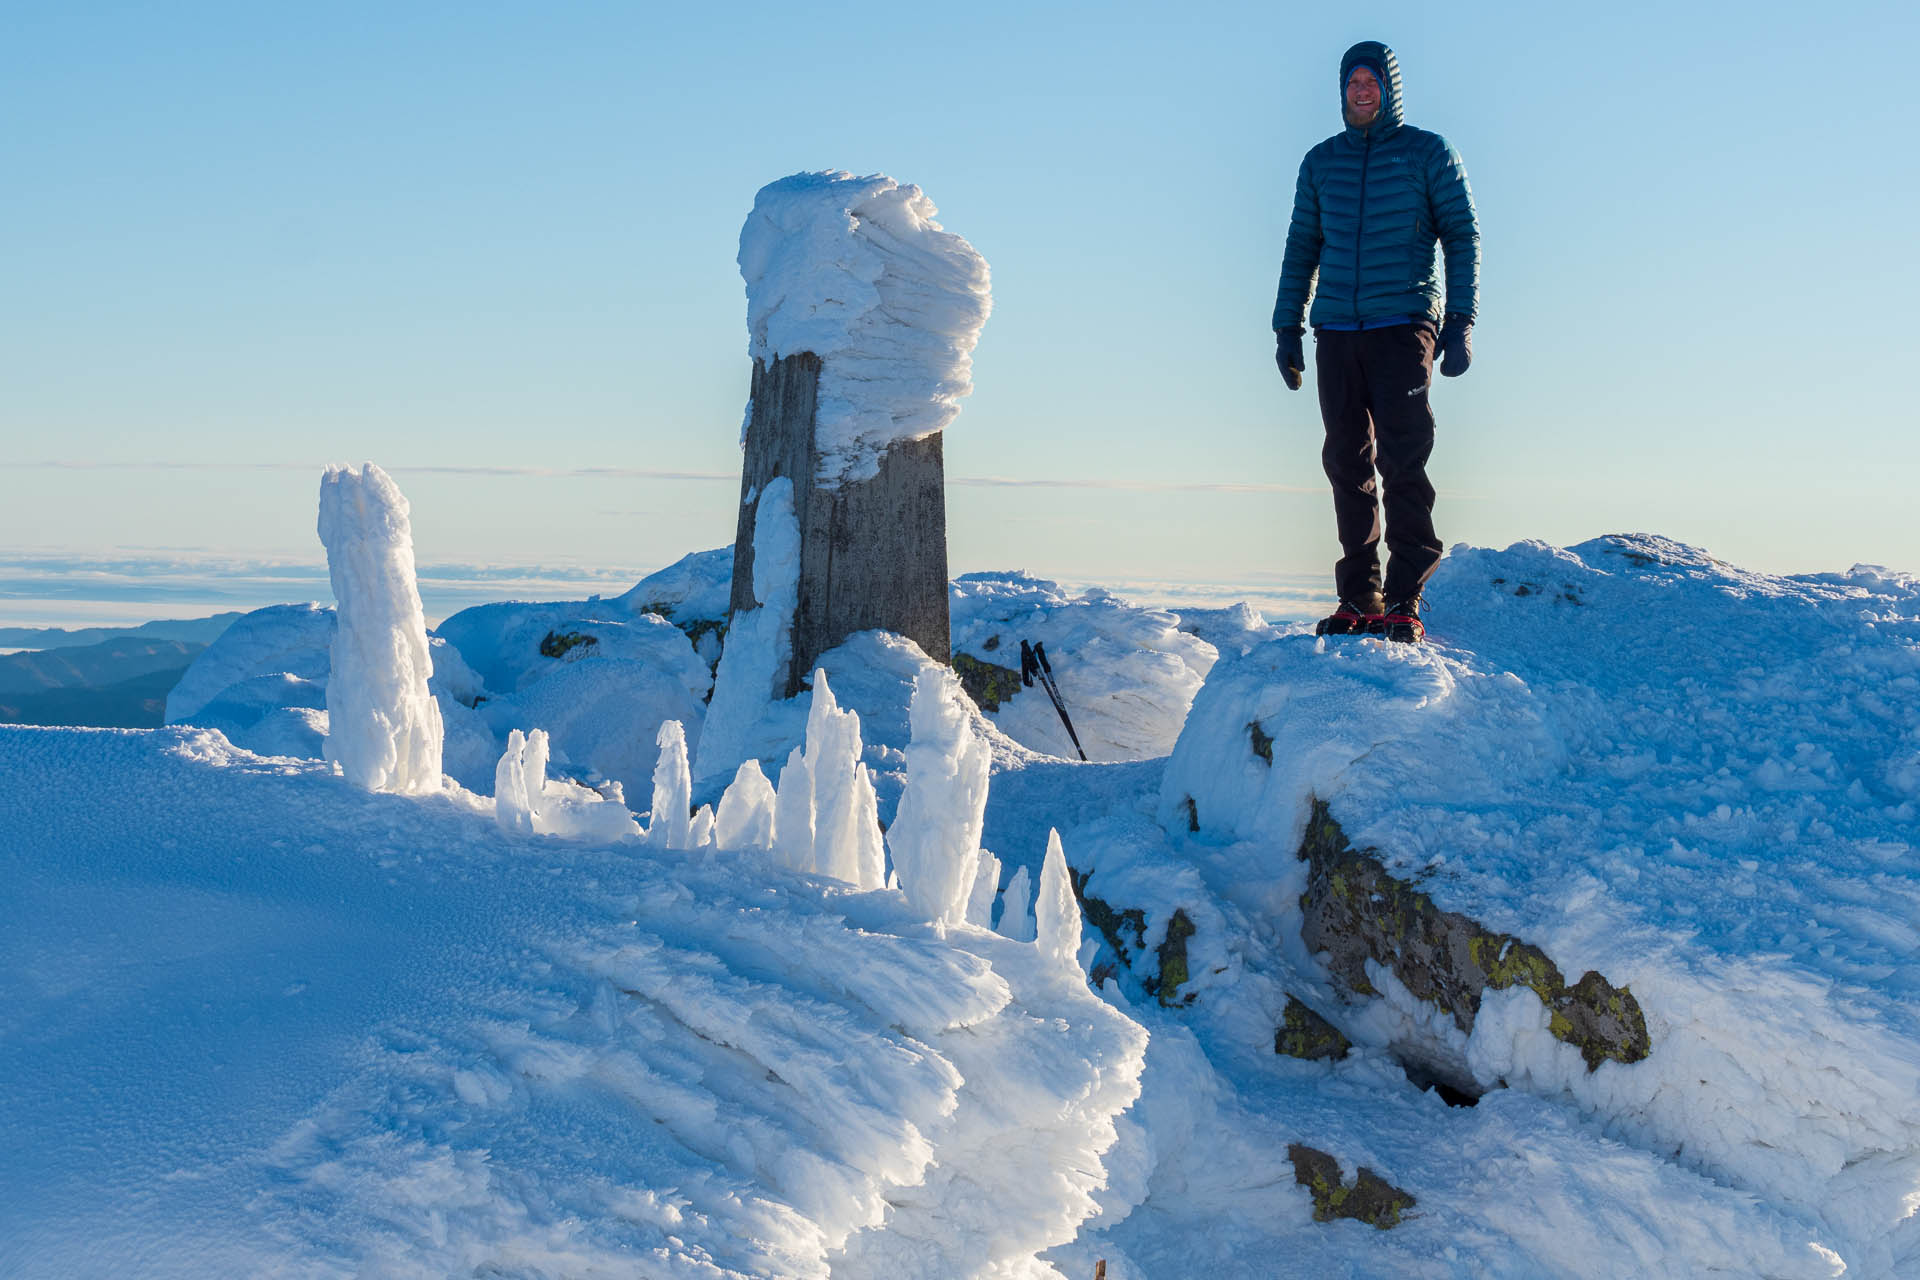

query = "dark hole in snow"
[1399,1057,1486,1108]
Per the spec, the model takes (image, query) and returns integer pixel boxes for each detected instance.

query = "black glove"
[1439,313,1473,377]
[1275,327,1305,390]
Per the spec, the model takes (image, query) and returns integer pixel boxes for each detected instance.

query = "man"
[1273,40,1480,644]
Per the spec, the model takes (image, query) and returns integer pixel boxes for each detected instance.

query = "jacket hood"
[1340,40,1404,137]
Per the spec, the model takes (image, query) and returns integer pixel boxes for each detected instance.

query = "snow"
[1138,532,1920,1272]
[164,601,334,725]
[14,528,1920,1276]
[315,462,443,794]
[614,544,734,631]
[738,171,992,487]
[886,665,996,927]
[1,713,1142,1277]
[695,476,799,781]
[952,571,1221,761]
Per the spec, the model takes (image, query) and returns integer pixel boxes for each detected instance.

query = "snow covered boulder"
[1157,534,1920,1271]
[434,599,712,802]
[165,601,334,726]
[951,573,1220,762]
[614,544,733,668]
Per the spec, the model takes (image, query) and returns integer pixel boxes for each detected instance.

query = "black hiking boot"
[1373,596,1426,644]
[1316,594,1384,636]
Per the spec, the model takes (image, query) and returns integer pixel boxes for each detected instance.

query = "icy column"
[694,476,798,781]
[317,462,443,793]
[887,668,992,926]
[731,171,992,695]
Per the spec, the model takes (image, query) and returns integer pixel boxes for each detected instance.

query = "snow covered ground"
[9,530,1919,1276]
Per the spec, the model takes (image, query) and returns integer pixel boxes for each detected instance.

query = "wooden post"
[730,352,952,697]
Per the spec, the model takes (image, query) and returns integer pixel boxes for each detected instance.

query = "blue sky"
[4,0,1917,623]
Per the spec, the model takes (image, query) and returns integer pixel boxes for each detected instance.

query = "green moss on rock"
[1155,910,1197,1007]
[1068,869,1197,1006]
[1286,1144,1415,1228]
[952,652,1024,713]
[1276,997,1351,1061]
[1298,797,1651,1071]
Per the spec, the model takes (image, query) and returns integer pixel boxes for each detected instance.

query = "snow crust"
[316,462,442,793]
[739,171,991,487]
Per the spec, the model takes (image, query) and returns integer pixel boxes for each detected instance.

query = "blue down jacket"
[1272,41,1480,330]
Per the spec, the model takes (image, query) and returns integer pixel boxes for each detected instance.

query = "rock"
[1275,996,1351,1062]
[1298,797,1651,1072]
[951,652,1022,713]
[1286,1144,1415,1228]
[1068,868,1196,1006]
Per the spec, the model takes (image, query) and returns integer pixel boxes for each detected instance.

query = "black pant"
[1315,324,1441,604]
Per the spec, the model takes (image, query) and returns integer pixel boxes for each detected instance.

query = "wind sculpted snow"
[0,723,1144,1278]
[738,172,992,487]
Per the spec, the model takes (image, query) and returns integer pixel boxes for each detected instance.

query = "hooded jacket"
[1272,41,1479,331]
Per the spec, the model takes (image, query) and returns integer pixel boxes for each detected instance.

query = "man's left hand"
[1439,314,1473,377]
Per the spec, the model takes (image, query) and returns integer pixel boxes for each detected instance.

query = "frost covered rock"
[952,573,1218,762]
[434,599,710,802]
[1158,534,1920,1270]
[316,463,442,794]
[738,171,991,488]
[614,544,733,670]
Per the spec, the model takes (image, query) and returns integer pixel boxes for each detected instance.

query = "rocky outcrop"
[1069,868,1196,1007]
[1298,798,1650,1072]
[952,652,1022,712]
[1286,1144,1415,1228]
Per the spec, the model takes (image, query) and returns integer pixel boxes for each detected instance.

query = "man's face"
[1345,66,1381,127]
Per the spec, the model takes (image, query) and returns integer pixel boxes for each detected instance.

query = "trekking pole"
[1020,639,1088,761]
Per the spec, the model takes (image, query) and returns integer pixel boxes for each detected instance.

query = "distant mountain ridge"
[0,636,208,728]
[0,612,242,651]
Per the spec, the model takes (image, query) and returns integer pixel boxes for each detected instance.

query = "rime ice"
[738,172,992,487]
[316,462,443,793]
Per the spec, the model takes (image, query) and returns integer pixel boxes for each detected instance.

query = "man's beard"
[1344,104,1381,128]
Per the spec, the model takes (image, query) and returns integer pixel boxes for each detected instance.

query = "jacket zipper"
[1352,131,1372,325]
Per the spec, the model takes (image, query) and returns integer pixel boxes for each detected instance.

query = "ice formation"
[646,719,694,850]
[696,477,799,781]
[886,667,993,925]
[315,462,443,794]
[738,171,992,486]
[714,758,777,851]
[493,726,639,842]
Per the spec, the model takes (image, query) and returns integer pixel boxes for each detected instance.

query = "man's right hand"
[1275,327,1305,391]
